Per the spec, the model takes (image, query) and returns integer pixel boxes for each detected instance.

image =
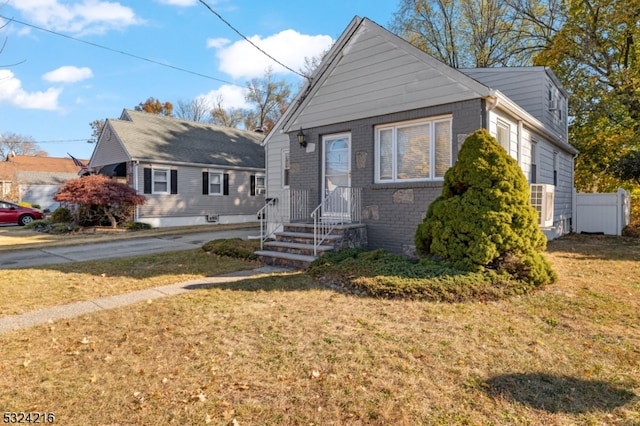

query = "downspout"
[484,92,499,131]
[517,120,523,167]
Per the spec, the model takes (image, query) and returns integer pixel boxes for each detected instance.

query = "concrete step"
[255,250,317,269]
[264,241,333,256]
[275,231,341,243]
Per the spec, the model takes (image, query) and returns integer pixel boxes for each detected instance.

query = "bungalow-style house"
[88,109,265,227]
[257,16,578,267]
[0,154,87,211]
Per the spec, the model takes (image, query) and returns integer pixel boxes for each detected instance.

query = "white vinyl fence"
[574,188,630,235]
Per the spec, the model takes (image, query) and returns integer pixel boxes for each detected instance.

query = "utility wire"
[197,0,308,80]
[0,14,236,85]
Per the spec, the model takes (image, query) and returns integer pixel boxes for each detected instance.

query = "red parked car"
[0,201,45,226]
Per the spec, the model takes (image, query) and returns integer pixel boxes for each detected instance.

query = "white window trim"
[208,170,224,196]
[496,119,511,152]
[374,116,452,183]
[152,168,170,194]
[255,174,265,195]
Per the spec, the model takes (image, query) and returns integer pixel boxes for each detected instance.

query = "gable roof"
[91,110,265,170]
[0,155,86,184]
[274,16,494,135]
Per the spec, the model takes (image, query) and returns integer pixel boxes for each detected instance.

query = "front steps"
[256,222,367,269]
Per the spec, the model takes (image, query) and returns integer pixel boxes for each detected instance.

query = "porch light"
[297,127,307,148]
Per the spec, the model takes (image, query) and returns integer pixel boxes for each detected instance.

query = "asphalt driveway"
[0,227,259,269]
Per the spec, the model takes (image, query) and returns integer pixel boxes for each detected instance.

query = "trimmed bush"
[50,207,73,224]
[125,221,152,230]
[415,129,556,286]
[201,238,259,260]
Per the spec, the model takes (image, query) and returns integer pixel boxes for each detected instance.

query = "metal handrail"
[258,189,311,249]
[310,187,361,255]
[257,196,278,250]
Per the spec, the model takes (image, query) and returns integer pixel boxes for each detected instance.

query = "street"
[0,228,259,269]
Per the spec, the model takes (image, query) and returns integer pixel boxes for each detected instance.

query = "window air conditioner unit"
[256,187,266,195]
[206,213,219,223]
[530,184,555,228]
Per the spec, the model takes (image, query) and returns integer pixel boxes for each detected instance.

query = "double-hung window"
[153,168,170,194]
[375,116,452,183]
[209,171,223,195]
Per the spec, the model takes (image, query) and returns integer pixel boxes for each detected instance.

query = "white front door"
[322,133,351,219]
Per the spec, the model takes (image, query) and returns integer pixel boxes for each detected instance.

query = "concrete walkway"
[0,265,288,334]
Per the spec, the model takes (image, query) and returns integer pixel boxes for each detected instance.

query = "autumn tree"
[54,174,146,228]
[243,68,292,134]
[390,0,566,67]
[135,97,174,116]
[535,0,640,191]
[0,133,46,158]
[88,119,106,144]
[211,95,244,128]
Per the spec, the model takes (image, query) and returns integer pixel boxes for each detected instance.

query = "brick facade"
[288,99,485,255]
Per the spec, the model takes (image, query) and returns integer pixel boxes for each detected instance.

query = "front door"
[322,133,351,219]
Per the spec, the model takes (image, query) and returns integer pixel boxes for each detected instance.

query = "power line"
[0,14,236,85]
[197,0,308,80]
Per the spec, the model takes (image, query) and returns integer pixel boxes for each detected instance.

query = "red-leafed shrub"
[54,175,145,228]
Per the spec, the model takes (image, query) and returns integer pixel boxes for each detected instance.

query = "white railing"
[258,189,310,249]
[310,187,362,255]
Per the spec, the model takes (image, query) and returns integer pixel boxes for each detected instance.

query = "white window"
[209,171,223,195]
[375,117,452,183]
[153,168,170,194]
[282,149,290,188]
[496,120,510,152]
[255,174,265,195]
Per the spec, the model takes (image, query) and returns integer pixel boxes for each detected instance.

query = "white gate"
[574,188,630,235]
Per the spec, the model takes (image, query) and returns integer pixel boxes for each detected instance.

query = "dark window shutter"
[143,168,152,194]
[202,172,209,195]
[170,170,178,194]
[223,173,229,196]
[250,175,256,196]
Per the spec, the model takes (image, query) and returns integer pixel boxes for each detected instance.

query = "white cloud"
[200,84,249,110]
[8,0,144,34]
[0,70,62,110]
[206,37,230,49]
[214,30,333,80]
[43,66,93,83]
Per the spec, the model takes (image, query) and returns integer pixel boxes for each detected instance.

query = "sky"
[0,0,398,160]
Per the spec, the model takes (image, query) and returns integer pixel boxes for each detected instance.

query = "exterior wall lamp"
[297,127,307,148]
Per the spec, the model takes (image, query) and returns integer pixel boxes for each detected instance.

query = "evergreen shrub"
[415,129,556,286]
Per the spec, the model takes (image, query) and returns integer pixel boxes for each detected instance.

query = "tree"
[0,133,46,158]
[415,129,555,285]
[243,68,291,134]
[135,97,174,116]
[210,95,244,128]
[534,0,640,191]
[175,98,212,123]
[54,175,146,228]
[88,119,105,144]
[390,0,565,67]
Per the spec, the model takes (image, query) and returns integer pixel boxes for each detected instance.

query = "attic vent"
[530,184,555,228]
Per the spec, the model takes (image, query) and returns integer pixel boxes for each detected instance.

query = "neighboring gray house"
[88,109,265,227]
[258,17,577,265]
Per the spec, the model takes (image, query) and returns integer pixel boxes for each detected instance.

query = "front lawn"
[0,235,638,424]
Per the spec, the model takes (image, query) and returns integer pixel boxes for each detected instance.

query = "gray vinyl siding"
[289,100,483,255]
[136,164,264,219]
[461,67,568,142]
[290,20,488,131]
[89,123,130,167]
